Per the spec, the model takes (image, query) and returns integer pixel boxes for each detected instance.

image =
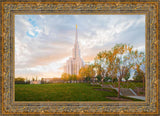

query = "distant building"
[42,78,53,83]
[64,25,84,75]
[30,80,41,84]
[42,78,64,83]
[52,78,64,83]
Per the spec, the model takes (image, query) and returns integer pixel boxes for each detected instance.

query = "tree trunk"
[143,76,145,89]
[101,78,103,88]
[118,78,120,98]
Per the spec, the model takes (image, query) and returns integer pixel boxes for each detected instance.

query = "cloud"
[15,15,145,78]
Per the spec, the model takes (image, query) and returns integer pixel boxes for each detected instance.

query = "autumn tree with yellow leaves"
[95,44,145,98]
[94,52,108,87]
[61,73,70,82]
[79,64,96,83]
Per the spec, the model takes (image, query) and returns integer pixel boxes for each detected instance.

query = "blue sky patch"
[26,30,39,38]
[26,17,40,38]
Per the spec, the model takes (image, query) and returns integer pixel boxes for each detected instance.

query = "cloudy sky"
[15,15,145,80]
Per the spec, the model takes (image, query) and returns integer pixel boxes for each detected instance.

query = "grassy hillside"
[104,82,144,89]
[15,83,143,101]
[15,83,118,101]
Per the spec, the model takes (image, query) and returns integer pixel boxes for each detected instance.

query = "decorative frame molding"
[0,1,159,115]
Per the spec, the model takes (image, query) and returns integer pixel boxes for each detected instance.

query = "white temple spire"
[73,24,80,59]
[64,24,84,75]
[75,24,78,44]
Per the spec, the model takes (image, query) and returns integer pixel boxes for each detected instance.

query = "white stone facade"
[64,25,84,75]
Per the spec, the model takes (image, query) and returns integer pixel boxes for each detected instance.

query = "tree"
[85,76,91,82]
[25,77,30,84]
[77,74,83,83]
[133,69,145,82]
[112,44,144,97]
[95,50,120,86]
[87,64,96,82]
[94,53,108,86]
[32,77,35,81]
[124,72,130,82]
[96,44,145,98]
[141,63,145,89]
[71,74,77,83]
[124,72,130,88]
[68,75,73,83]
[139,59,145,89]
[79,67,86,80]
[61,73,70,82]
[96,75,102,82]
[79,65,96,83]
[104,76,112,82]
[15,77,25,84]
[41,78,45,84]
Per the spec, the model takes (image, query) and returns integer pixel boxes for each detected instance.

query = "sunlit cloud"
[15,15,145,79]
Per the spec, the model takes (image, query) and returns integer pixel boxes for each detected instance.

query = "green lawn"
[15,83,143,101]
[104,82,144,89]
[15,83,118,101]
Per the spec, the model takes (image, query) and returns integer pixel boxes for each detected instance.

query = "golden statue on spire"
[76,24,77,29]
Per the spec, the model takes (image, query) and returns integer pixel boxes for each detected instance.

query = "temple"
[64,25,84,75]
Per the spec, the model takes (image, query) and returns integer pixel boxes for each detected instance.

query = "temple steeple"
[64,24,84,75]
[75,24,78,44]
[72,24,80,59]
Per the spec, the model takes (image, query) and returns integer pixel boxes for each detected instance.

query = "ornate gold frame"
[0,1,159,115]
